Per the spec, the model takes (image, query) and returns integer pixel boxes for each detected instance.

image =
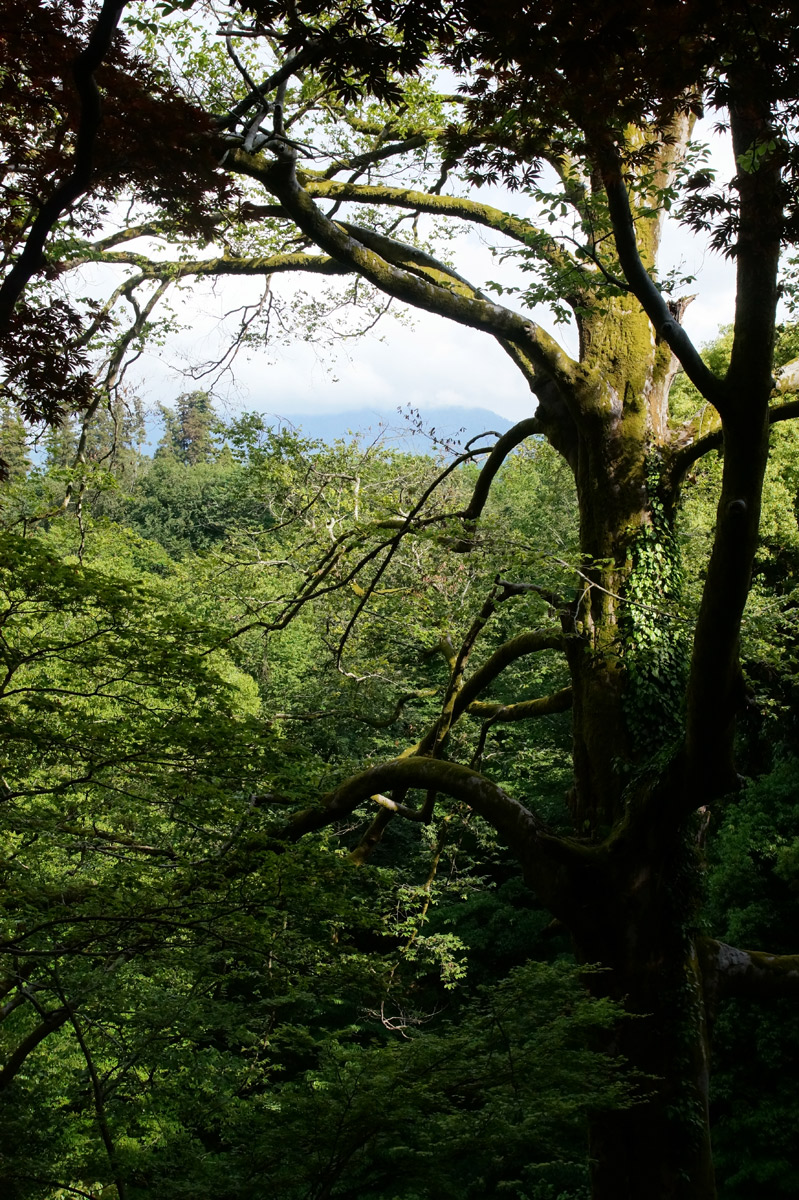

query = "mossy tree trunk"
[543,292,721,1197]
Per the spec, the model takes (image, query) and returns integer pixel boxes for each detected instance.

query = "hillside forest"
[5,2,799,1198]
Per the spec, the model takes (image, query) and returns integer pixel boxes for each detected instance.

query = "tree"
[158,391,218,465]
[0,453,628,1200]
[6,2,799,1196]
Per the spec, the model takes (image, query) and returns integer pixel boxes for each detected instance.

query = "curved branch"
[316,228,574,461]
[223,18,263,98]
[330,444,494,665]
[666,397,799,493]
[470,686,572,771]
[74,276,171,467]
[469,685,573,721]
[229,150,579,391]
[298,176,584,282]
[284,755,592,908]
[0,1005,71,1091]
[433,628,567,740]
[348,632,569,865]
[460,417,543,523]
[61,994,128,1200]
[413,628,567,753]
[600,161,727,412]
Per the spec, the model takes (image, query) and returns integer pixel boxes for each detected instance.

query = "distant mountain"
[263,406,516,450]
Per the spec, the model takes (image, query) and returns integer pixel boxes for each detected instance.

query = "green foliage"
[623,458,688,755]
[706,760,799,1197]
[0,398,29,482]
[158,391,219,466]
[0,427,624,1199]
[203,961,632,1200]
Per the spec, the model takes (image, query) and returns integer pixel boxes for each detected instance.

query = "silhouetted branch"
[0,1,129,329]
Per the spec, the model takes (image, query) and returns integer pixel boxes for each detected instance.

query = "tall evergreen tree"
[158,391,218,465]
[0,399,29,483]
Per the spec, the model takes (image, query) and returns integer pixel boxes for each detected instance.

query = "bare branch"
[330,444,495,666]
[74,277,171,467]
[459,418,543,527]
[424,629,567,748]
[430,583,507,755]
[217,43,322,128]
[321,134,435,179]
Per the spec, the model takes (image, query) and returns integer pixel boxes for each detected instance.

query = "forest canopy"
[4,3,799,1199]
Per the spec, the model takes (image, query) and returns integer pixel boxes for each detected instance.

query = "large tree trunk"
[559,286,721,1194]
[586,955,716,1199]
[572,836,717,1198]
[555,726,717,1197]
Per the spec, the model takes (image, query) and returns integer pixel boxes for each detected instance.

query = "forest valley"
[4,1,799,1197]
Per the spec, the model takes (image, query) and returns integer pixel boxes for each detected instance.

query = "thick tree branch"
[336,221,489,294]
[68,248,351,281]
[665,424,723,487]
[320,230,575,461]
[284,755,593,913]
[666,398,799,493]
[0,1005,71,1092]
[468,685,573,721]
[297,176,585,285]
[600,160,726,411]
[229,150,579,391]
[682,98,783,808]
[470,686,572,769]
[768,398,799,426]
[699,938,799,1012]
[460,418,543,523]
